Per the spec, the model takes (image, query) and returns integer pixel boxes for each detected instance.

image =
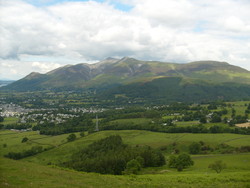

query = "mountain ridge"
[2,57,250,103]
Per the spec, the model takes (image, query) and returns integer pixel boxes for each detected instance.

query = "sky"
[1,0,250,80]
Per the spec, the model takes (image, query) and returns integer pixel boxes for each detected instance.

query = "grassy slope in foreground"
[1,130,250,187]
[18,130,250,165]
[1,157,250,188]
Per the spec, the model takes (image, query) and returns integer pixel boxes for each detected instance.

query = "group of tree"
[4,146,47,160]
[187,141,250,155]
[101,122,250,135]
[3,123,32,130]
[33,115,93,135]
[228,115,248,126]
[63,135,165,175]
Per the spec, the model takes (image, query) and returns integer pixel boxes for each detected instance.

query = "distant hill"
[2,57,250,103]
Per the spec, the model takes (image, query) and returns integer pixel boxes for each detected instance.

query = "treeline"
[99,107,161,121]
[4,146,49,160]
[3,123,32,130]
[63,135,165,175]
[99,102,248,126]
[187,141,250,155]
[100,122,250,135]
[32,115,93,135]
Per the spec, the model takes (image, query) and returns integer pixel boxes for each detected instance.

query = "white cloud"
[32,62,61,72]
[0,0,250,80]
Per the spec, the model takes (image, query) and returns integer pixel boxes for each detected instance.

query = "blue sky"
[1,0,250,80]
[23,0,133,11]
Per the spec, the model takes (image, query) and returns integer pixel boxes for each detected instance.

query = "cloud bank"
[1,0,250,79]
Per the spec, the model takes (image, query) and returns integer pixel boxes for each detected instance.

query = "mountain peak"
[2,57,250,92]
[105,57,118,61]
[24,72,43,80]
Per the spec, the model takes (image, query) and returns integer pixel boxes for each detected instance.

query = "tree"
[208,160,226,173]
[21,137,29,143]
[135,156,145,167]
[210,113,221,123]
[67,133,76,142]
[189,142,201,154]
[0,116,4,122]
[168,153,194,171]
[175,153,194,171]
[231,108,236,118]
[123,159,141,174]
[199,116,207,124]
[210,125,223,133]
[168,155,177,168]
[207,104,217,110]
[80,132,85,137]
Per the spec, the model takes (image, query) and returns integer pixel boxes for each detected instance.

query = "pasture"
[1,156,249,188]
[1,129,249,187]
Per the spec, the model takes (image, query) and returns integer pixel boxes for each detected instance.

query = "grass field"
[1,156,249,188]
[1,129,250,187]
[1,130,246,165]
[1,117,18,125]
[224,101,249,117]
[110,118,152,125]
[0,130,77,156]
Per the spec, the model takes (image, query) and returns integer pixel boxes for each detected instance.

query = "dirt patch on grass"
[236,122,250,128]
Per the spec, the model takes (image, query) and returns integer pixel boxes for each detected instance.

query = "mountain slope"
[2,57,250,103]
[101,76,250,104]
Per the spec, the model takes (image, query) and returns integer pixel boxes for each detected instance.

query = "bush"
[135,156,145,167]
[22,137,29,143]
[168,153,194,171]
[189,142,201,154]
[80,132,85,137]
[208,160,226,173]
[5,146,44,160]
[123,159,141,174]
[67,133,76,142]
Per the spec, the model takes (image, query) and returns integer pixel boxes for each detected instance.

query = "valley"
[1,100,250,187]
[0,58,250,187]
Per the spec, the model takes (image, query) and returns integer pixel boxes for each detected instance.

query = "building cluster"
[0,103,31,117]
[0,103,105,125]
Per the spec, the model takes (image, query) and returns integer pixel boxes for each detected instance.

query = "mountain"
[2,57,250,103]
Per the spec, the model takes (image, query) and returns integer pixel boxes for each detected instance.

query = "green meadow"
[1,156,250,188]
[1,129,250,187]
[1,117,18,125]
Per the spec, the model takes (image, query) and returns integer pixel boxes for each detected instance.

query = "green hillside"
[1,130,250,165]
[1,157,250,188]
[1,130,250,188]
[102,76,250,103]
